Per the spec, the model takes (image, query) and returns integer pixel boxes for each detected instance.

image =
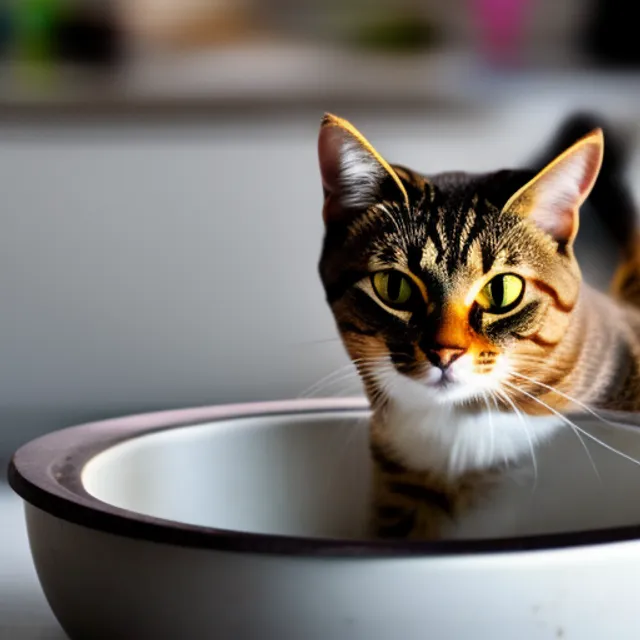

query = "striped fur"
[318,113,640,540]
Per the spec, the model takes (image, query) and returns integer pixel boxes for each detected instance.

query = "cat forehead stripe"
[420,238,440,269]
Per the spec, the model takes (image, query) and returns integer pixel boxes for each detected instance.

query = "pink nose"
[426,347,466,370]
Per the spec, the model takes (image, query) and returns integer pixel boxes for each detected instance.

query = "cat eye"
[476,273,524,313]
[371,271,415,310]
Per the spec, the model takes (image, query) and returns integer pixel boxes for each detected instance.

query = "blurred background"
[1,0,640,464]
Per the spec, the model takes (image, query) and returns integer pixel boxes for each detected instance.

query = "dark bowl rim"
[8,397,640,558]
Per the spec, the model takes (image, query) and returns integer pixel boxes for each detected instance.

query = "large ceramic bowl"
[8,398,640,639]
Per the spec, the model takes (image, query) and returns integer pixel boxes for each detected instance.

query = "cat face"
[318,114,603,415]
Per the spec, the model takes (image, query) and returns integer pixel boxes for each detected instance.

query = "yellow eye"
[372,271,415,309]
[476,274,524,313]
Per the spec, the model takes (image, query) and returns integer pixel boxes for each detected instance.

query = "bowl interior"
[82,409,640,540]
[83,410,373,539]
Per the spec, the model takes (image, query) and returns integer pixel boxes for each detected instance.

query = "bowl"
[8,397,640,639]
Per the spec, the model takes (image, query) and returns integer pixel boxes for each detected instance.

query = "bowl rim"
[8,397,640,558]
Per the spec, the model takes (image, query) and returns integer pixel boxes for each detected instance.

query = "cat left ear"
[502,128,604,247]
[318,113,409,224]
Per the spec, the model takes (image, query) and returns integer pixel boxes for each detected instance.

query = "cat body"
[317,113,640,540]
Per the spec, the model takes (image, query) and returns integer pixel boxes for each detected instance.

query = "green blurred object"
[349,10,438,52]
[13,0,66,63]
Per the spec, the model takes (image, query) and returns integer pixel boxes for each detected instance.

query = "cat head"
[317,114,603,415]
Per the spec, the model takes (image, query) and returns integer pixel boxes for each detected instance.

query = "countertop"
[3,41,640,119]
[0,42,473,117]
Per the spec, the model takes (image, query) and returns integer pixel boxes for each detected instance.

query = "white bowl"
[8,398,640,639]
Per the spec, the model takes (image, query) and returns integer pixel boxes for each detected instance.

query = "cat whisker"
[366,366,394,410]
[298,371,357,398]
[501,380,608,481]
[297,365,360,399]
[370,386,388,410]
[486,391,510,469]
[508,370,620,428]
[507,370,640,477]
[480,391,497,469]
[494,387,538,490]
[288,337,344,347]
[299,354,402,399]
[310,382,366,400]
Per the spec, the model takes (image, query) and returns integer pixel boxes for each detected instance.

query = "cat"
[317,112,640,540]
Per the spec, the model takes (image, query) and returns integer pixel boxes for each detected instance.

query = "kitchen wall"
[0,99,636,460]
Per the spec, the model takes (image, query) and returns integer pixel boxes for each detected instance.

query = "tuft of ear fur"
[502,128,604,246]
[318,113,408,224]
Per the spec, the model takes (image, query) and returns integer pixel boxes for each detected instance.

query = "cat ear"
[502,128,604,246]
[318,113,409,224]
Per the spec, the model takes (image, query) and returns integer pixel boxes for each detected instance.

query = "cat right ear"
[502,128,604,247]
[318,113,409,224]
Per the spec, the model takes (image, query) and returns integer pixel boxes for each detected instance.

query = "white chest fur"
[383,402,561,477]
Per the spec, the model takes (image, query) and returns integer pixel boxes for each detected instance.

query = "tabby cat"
[317,112,640,540]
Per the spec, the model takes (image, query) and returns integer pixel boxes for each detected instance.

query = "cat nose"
[426,347,466,370]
